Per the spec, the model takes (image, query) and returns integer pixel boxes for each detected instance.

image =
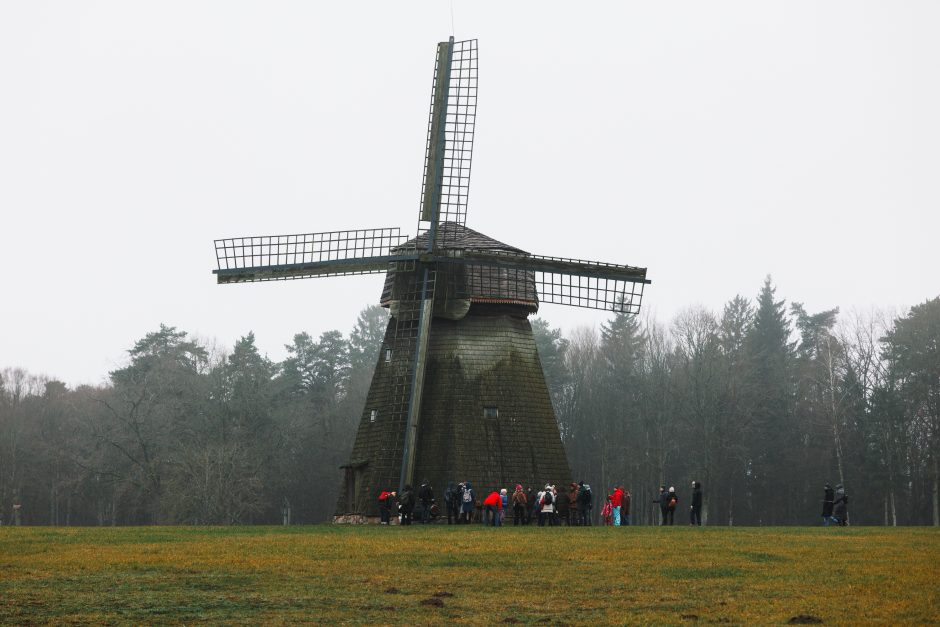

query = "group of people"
[379,478,848,527]
[821,483,849,526]
[378,479,438,525]
[444,481,600,527]
[652,482,704,526]
[378,480,633,527]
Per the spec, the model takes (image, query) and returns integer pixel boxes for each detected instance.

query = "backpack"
[462,489,473,504]
[543,491,554,506]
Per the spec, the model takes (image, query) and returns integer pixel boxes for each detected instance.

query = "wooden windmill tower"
[212,38,650,522]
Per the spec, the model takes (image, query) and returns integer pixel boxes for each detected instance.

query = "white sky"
[1,2,937,387]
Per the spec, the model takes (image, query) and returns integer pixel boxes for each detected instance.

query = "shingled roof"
[397,222,528,254]
[380,222,539,312]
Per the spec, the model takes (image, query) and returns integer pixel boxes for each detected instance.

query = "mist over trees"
[546,280,939,526]
[0,306,388,526]
[1,281,937,526]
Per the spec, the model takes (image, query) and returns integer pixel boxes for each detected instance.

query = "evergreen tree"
[745,277,796,524]
[881,297,940,525]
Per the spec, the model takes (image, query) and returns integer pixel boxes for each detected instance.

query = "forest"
[1,278,937,526]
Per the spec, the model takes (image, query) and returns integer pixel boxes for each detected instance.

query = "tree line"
[536,279,939,526]
[1,279,937,525]
[0,306,388,526]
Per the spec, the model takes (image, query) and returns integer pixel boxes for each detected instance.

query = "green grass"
[1,525,937,624]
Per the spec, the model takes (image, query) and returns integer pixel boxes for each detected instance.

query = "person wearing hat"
[378,490,396,525]
[511,485,528,525]
[398,484,416,525]
[832,484,848,526]
[653,486,669,526]
[622,488,632,526]
[418,479,435,524]
[538,484,556,526]
[690,481,703,526]
[555,483,572,525]
[576,481,593,526]
[526,486,538,525]
[444,482,460,525]
[459,481,475,524]
[664,486,678,525]
[567,483,580,526]
[821,483,835,526]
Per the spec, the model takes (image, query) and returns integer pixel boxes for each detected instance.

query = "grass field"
[1,525,938,625]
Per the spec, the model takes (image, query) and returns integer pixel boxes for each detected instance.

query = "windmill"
[212,38,650,522]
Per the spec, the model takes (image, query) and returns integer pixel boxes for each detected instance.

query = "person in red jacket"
[609,485,624,526]
[483,490,503,527]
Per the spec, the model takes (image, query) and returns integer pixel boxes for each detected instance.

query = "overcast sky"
[1,2,937,387]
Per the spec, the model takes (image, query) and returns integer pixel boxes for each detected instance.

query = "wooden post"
[399,271,434,492]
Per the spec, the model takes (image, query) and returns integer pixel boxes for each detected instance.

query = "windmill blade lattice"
[213,228,414,283]
[434,248,649,313]
[418,38,478,243]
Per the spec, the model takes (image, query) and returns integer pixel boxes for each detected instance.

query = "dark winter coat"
[556,491,571,514]
[822,487,835,517]
[577,485,593,509]
[418,483,434,504]
[833,488,848,519]
[398,488,416,514]
[444,483,459,508]
[691,486,703,510]
[655,490,668,513]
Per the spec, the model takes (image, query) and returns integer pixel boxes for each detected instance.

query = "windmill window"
[370,409,378,423]
[483,406,498,419]
[385,349,392,363]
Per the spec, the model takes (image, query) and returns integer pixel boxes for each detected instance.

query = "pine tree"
[745,277,796,524]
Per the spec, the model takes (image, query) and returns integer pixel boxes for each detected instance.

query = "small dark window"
[370,409,378,423]
[483,406,498,419]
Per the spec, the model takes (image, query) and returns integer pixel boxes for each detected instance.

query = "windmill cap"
[381,223,538,312]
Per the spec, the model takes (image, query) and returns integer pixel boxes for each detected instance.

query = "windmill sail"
[431,246,649,313]
[213,228,414,283]
[419,38,478,236]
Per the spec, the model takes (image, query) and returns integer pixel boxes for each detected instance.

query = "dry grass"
[0,525,937,625]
